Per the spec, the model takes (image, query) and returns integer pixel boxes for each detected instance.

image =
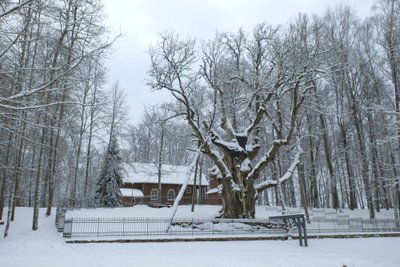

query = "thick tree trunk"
[219,180,243,218]
[244,179,256,218]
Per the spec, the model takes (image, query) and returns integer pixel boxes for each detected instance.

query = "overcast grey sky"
[103,0,375,124]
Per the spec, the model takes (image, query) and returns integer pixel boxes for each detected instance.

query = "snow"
[65,205,397,220]
[231,180,241,192]
[245,143,260,153]
[1,207,400,267]
[67,205,222,219]
[209,165,222,179]
[239,158,252,172]
[121,162,209,186]
[120,188,144,197]
[206,187,220,194]
[208,148,232,179]
[209,128,244,154]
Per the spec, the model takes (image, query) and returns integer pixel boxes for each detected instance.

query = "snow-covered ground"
[66,204,397,219]
[1,207,400,267]
[67,204,223,218]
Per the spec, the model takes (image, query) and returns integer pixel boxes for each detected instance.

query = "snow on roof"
[122,162,210,186]
[206,187,220,195]
[120,188,144,198]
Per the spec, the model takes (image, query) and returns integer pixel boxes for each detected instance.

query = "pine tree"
[95,136,123,207]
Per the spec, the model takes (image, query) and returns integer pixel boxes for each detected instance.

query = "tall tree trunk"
[11,112,28,221]
[0,132,12,221]
[380,0,400,215]
[297,160,310,222]
[349,93,375,218]
[84,81,99,198]
[367,114,381,212]
[28,145,36,207]
[191,155,199,212]
[157,124,165,204]
[72,90,88,204]
[339,124,357,209]
[4,130,25,236]
[32,127,47,230]
[319,113,339,209]
[306,114,319,208]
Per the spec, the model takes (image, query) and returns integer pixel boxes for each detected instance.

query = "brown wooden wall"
[121,183,213,206]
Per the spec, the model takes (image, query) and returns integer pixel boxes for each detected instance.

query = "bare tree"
[374,0,400,214]
[1,0,117,235]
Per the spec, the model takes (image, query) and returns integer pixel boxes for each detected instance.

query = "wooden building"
[205,179,222,205]
[120,163,210,207]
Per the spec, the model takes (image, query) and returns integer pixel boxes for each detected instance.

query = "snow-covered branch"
[210,130,245,156]
[246,139,288,181]
[254,149,301,192]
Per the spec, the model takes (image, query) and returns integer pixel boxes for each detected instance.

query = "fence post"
[63,218,73,238]
[57,212,66,233]
[348,218,350,232]
[55,207,60,226]
[123,217,125,236]
[97,218,100,237]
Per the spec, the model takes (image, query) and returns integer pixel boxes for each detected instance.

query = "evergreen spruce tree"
[95,136,123,207]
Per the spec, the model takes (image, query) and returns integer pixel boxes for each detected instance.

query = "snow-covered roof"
[120,188,144,198]
[122,163,209,186]
[206,187,220,195]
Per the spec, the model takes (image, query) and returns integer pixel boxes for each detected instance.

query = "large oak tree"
[148,18,328,218]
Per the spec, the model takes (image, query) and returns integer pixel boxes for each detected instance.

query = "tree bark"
[33,127,47,230]
[297,160,310,222]
[306,114,319,208]
[340,125,357,210]
[319,113,340,209]
[0,132,12,221]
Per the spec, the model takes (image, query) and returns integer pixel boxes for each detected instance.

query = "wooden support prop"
[269,213,308,247]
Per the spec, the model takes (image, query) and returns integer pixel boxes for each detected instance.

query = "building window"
[150,188,159,201]
[186,186,192,194]
[167,189,175,201]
